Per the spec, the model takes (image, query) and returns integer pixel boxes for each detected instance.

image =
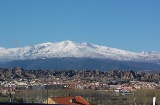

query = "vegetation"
[3,89,159,105]
[0,97,8,102]
[127,89,160,105]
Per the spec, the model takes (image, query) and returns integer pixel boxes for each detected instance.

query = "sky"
[0,0,160,52]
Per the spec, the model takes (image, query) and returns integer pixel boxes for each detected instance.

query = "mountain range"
[0,40,160,71]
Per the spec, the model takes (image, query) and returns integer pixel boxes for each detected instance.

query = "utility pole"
[153,97,156,105]
[41,91,43,103]
[47,78,49,104]
[8,82,12,102]
[133,92,136,105]
[46,87,48,104]
[25,92,28,103]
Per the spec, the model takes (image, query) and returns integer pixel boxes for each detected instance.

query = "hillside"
[0,41,160,70]
[1,58,160,71]
[0,40,160,63]
[0,67,159,80]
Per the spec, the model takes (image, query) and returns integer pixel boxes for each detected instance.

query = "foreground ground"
[0,89,160,105]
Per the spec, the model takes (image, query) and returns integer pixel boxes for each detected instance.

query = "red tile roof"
[50,96,91,105]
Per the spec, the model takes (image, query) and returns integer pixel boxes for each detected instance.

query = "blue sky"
[0,0,160,52]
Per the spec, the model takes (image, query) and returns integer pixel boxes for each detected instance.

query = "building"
[43,96,91,105]
[0,102,63,105]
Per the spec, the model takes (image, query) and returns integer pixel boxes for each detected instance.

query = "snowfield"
[0,40,160,64]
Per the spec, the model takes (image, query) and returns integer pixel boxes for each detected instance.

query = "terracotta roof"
[50,96,91,105]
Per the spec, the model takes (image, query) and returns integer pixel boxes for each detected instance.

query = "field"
[0,89,160,105]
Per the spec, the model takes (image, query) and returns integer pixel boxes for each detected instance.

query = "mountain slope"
[0,40,160,64]
[1,58,160,71]
[0,58,139,70]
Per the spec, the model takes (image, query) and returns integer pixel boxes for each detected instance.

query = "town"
[0,68,160,105]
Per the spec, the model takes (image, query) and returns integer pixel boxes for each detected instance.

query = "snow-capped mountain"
[0,40,160,64]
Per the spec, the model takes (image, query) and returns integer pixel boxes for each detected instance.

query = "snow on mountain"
[0,40,160,64]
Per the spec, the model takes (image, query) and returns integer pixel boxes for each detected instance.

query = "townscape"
[0,67,160,105]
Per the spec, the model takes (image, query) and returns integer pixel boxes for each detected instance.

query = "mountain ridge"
[0,40,160,65]
[0,67,160,80]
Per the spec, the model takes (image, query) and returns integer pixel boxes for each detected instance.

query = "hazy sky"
[0,0,160,52]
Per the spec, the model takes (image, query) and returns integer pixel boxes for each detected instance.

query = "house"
[122,86,136,91]
[121,91,131,95]
[43,96,91,105]
[134,83,143,89]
